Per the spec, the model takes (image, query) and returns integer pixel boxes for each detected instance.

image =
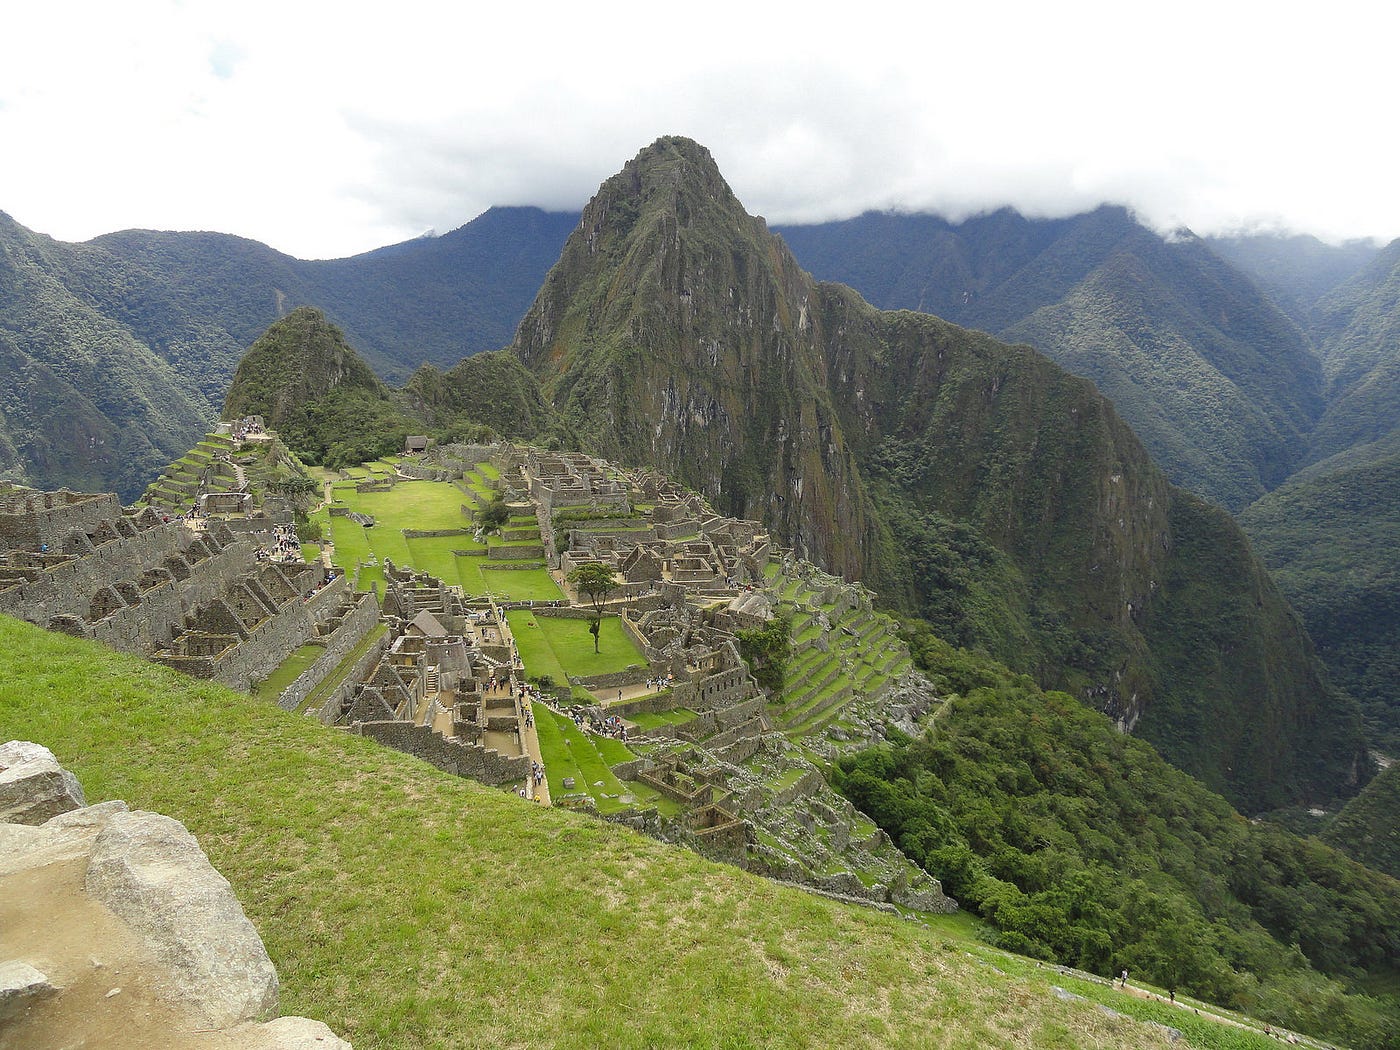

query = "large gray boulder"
[0,740,86,825]
[84,810,279,1027]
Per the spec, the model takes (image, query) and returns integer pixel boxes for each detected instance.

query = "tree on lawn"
[476,498,511,537]
[568,561,618,653]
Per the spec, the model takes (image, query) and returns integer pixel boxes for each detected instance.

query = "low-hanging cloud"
[2,0,1397,258]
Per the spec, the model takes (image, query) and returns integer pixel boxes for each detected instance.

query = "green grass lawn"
[469,566,562,601]
[319,479,562,602]
[0,618,1280,1050]
[252,643,325,701]
[629,708,698,729]
[507,609,570,685]
[508,611,645,681]
[535,707,633,813]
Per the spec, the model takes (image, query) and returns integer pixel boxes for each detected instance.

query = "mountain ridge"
[506,135,1365,811]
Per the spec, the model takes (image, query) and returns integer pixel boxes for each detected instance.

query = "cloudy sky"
[2,0,1396,259]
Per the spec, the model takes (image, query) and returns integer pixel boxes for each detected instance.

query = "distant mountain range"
[771,213,1400,754]
[5,135,1400,779]
[0,206,575,498]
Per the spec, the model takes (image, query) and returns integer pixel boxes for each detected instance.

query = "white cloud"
[1,0,1397,258]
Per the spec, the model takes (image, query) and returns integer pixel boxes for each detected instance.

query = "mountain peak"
[224,305,386,421]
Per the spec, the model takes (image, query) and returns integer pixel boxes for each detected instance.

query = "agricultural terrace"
[310,475,562,601]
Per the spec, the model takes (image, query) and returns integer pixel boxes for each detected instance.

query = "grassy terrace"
[534,707,633,813]
[507,611,646,691]
[312,476,563,601]
[628,707,698,729]
[252,643,324,702]
[298,622,387,714]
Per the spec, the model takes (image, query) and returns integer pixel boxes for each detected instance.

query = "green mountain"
[510,136,1364,811]
[1323,760,1400,880]
[1305,240,1400,464]
[222,306,569,466]
[0,207,574,499]
[776,209,1325,510]
[0,211,216,497]
[1206,232,1378,329]
[838,629,1400,1049]
[1238,435,1400,753]
[1228,244,1400,753]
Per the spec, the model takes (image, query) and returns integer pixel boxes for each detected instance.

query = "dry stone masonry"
[0,471,377,696]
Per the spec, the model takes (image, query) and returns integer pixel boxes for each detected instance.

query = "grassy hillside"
[0,615,1263,1050]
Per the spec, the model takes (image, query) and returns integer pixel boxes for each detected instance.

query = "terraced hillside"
[3,615,1274,1050]
[766,561,917,743]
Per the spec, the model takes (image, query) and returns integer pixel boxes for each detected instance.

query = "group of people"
[644,673,676,692]
[256,522,302,564]
[230,416,263,443]
[568,709,629,742]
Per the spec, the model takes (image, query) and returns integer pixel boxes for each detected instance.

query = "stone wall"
[570,666,651,691]
[0,490,120,551]
[349,721,529,786]
[276,592,382,712]
[316,634,392,725]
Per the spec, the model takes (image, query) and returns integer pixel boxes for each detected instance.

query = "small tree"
[476,498,511,536]
[737,612,792,695]
[568,561,618,653]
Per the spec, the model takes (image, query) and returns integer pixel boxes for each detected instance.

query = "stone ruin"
[0,740,351,1047]
[0,481,378,693]
[315,563,532,790]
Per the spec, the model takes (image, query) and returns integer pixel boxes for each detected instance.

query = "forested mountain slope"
[0,207,573,498]
[1206,232,1378,329]
[510,136,1365,811]
[0,212,215,497]
[776,209,1325,510]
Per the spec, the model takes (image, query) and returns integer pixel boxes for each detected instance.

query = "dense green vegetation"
[835,625,1400,1049]
[1323,763,1400,879]
[1206,233,1378,328]
[777,207,1325,511]
[736,612,792,693]
[222,308,571,467]
[1240,444,1400,753]
[0,206,574,498]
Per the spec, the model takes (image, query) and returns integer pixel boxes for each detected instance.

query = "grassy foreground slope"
[0,616,1239,1050]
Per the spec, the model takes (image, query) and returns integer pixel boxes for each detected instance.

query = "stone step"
[786,659,844,710]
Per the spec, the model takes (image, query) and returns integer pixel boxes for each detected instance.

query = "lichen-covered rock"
[84,810,279,1027]
[0,740,86,825]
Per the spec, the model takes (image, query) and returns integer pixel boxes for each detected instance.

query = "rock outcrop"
[0,741,350,1049]
[0,740,85,824]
